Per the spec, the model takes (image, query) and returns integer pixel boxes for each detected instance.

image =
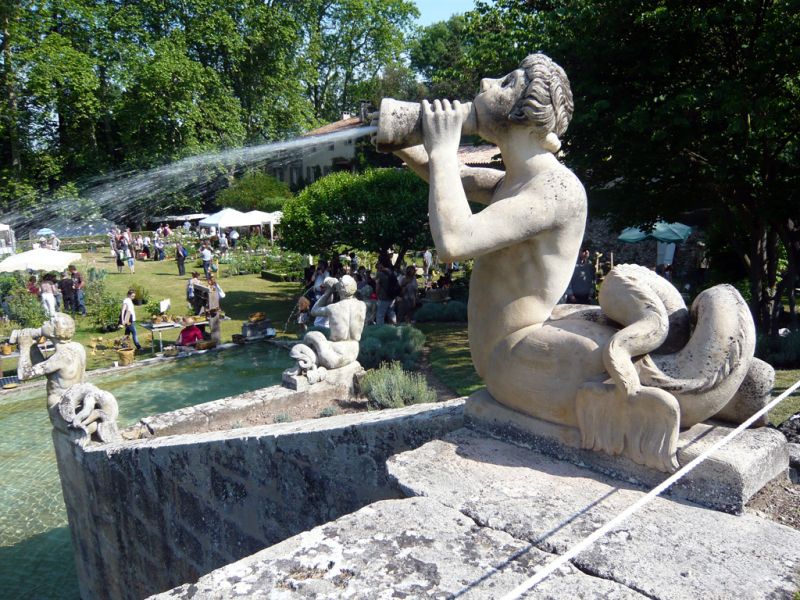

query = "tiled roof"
[457,144,501,165]
[303,117,363,137]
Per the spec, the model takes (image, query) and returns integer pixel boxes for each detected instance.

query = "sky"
[413,0,481,26]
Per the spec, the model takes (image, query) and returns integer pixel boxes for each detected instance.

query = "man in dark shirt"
[59,271,75,313]
[68,265,87,316]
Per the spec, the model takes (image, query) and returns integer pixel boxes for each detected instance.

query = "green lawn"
[2,250,304,372]
[419,322,800,427]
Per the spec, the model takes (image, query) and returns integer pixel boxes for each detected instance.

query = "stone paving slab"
[465,389,789,513]
[152,497,646,599]
[387,428,800,600]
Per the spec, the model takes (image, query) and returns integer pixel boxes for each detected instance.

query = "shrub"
[360,362,437,409]
[0,273,23,300]
[87,267,107,282]
[357,325,425,369]
[85,280,121,332]
[0,318,22,339]
[757,330,800,369]
[273,413,291,423]
[5,287,46,327]
[414,300,468,323]
[129,282,151,305]
[319,406,338,417]
[443,300,468,321]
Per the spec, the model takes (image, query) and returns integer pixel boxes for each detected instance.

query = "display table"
[141,322,182,354]
[141,318,227,354]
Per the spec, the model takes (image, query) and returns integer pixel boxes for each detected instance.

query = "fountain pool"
[0,343,292,600]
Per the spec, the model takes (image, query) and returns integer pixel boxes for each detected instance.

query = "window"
[328,143,335,151]
[290,166,301,185]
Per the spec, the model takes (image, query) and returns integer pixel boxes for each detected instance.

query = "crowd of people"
[25,265,87,319]
[299,249,451,329]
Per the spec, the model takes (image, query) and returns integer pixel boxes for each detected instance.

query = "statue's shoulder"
[524,164,586,208]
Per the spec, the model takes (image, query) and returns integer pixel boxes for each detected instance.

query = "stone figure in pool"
[289,275,366,384]
[376,53,772,472]
[14,313,120,443]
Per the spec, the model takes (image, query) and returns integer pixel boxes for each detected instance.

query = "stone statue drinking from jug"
[14,313,120,444]
[374,53,772,472]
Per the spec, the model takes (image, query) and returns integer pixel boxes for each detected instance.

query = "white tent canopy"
[243,210,282,224]
[197,208,254,229]
[0,248,81,272]
[157,213,209,222]
[243,210,282,241]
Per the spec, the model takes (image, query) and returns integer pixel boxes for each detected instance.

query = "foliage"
[86,267,107,282]
[0,274,23,300]
[281,168,431,264]
[297,0,419,121]
[360,361,436,409]
[128,283,151,305]
[414,300,468,323]
[357,324,425,369]
[5,287,46,327]
[224,253,265,277]
[409,15,478,100]
[273,413,291,423]
[2,0,417,230]
[85,280,121,332]
[435,0,800,333]
[144,300,163,317]
[319,406,338,417]
[216,171,292,213]
[757,331,800,369]
[0,318,23,340]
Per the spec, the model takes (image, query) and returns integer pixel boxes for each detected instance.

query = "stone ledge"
[387,430,800,599]
[150,497,647,599]
[464,389,788,513]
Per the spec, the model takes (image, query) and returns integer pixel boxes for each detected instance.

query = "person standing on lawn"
[68,265,87,316]
[119,289,142,351]
[200,243,213,279]
[175,242,187,276]
[59,271,75,313]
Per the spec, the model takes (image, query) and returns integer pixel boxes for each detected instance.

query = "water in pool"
[0,344,291,599]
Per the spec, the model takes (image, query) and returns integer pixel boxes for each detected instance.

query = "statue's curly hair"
[509,54,573,151]
[52,312,76,340]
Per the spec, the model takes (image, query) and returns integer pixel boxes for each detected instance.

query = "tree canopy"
[216,171,292,213]
[281,168,431,262]
[0,0,419,227]
[410,0,800,331]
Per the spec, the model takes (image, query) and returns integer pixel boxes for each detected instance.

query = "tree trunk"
[1,6,21,175]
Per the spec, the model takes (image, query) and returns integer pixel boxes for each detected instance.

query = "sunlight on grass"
[417,323,483,397]
[39,251,305,371]
[771,369,800,426]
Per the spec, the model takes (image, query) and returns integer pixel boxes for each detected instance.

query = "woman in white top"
[40,274,58,317]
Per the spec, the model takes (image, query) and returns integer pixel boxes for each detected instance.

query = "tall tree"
[437,0,800,332]
[299,0,419,121]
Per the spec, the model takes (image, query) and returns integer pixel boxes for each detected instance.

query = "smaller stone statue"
[284,275,366,389]
[55,382,121,445]
[13,312,120,444]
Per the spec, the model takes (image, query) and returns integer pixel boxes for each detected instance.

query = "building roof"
[303,117,362,137]
[457,144,501,165]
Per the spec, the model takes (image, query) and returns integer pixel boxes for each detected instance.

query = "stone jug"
[374,98,478,152]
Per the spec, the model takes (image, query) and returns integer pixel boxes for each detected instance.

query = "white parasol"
[0,248,82,272]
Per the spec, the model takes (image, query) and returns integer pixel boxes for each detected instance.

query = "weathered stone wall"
[54,397,465,600]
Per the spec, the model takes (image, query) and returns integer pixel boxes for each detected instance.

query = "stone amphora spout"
[374,98,477,152]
